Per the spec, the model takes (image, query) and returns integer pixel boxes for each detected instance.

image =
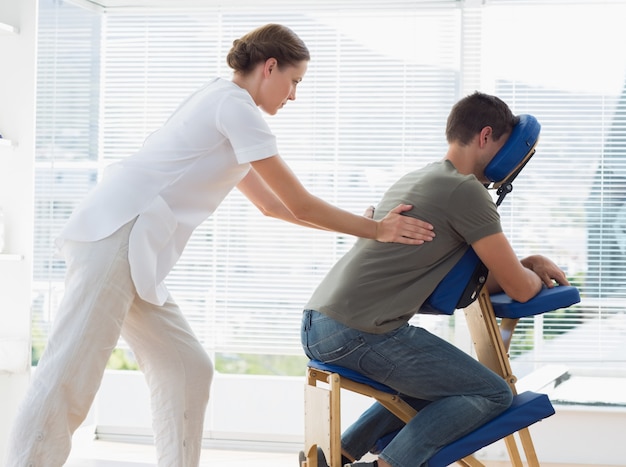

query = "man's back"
[305,159,502,334]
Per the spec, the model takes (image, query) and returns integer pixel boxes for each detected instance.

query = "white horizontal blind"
[32,0,626,379]
[33,0,102,353]
[95,3,461,357]
[33,0,461,362]
[478,1,626,376]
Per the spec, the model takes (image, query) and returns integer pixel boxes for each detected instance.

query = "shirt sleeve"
[449,179,502,244]
[216,92,279,164]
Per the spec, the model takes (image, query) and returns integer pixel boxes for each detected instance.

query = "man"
[300,92,569,467]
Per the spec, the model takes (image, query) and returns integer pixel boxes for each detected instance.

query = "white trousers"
[5,220,214,467]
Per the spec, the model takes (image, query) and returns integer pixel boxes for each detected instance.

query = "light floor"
[66,439,295,467]
[64,427,302,467]
[64,429,616,467]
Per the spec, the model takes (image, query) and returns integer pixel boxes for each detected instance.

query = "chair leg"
[301,445,319,467]
[464,289,546,466]
[304,369,342,467]
[499,317,520,353]
[463,295,517,388]
[503,433,525,466]
[328,374,342,467]
[456,456,486,466]
[339,377,417,424]
[519,427,541,467]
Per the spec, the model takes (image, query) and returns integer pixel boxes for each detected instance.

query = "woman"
[6,24,434,467]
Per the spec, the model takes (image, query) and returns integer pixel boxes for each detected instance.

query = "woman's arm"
[237,168,329,230]
[241,155,434,244]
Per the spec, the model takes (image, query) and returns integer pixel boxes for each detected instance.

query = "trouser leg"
[121,295,214,467]
[5,223,136,467]
[361,326,512,467]
[342,397,431,459]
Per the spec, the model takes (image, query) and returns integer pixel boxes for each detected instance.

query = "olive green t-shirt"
[305,160,502,334]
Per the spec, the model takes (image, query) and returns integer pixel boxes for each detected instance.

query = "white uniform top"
[57,78,278,305]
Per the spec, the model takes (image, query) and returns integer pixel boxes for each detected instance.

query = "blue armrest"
[420,247,581,319]
[491,285,580,319]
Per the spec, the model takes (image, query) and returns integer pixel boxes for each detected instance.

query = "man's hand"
[521,255,570,288]
[375,204,435,245]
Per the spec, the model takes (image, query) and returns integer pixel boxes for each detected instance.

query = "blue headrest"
[484,114,540,185]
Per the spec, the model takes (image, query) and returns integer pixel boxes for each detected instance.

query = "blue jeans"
[301,309,513,467]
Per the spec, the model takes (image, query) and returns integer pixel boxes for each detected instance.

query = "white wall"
[93,371,373,447]
[0,0,36,461]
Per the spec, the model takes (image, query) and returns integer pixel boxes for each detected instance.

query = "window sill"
[0,22,18,35]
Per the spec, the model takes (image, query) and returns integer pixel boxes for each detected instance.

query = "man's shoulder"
[396,160,451,184]
[407,160,482,194]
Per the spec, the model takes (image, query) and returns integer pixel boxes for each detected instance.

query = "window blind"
[33,0,626,379]
[479,1,626,376]
[33,0,102,354]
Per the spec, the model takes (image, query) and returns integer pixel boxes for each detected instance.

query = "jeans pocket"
[304,311,364,363]
[315,333,365,364]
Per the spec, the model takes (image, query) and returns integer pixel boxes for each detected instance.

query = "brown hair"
[445,91,519,145]
[226,24,310,75]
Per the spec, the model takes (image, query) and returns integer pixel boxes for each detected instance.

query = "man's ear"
[479,126,493,148]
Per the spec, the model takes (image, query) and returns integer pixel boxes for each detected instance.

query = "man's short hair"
[446,91,519,145]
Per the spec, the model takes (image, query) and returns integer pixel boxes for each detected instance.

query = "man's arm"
[473,232,569,302]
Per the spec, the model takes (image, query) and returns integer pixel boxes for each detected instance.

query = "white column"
[0,0,36,461]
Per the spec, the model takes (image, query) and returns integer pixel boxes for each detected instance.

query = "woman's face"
[259,59,308,116]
